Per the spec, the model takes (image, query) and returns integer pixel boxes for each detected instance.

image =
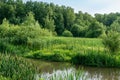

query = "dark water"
[31,59,120,80]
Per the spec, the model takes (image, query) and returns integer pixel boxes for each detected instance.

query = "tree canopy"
[0,0,120,37]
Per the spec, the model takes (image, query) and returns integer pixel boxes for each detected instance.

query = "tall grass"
[71,51,120,67]
[0,54,38,80]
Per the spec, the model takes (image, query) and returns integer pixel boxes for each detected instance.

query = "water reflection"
[82,67,120,80]
[31,59,120,80]
[29,59,72,73]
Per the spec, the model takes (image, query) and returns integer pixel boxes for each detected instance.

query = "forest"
[1,0,120,38]
[1,0,120,80]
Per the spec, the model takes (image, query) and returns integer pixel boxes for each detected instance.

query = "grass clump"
[25,49,72,62]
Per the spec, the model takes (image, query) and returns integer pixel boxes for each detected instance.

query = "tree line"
[0,0,120,38]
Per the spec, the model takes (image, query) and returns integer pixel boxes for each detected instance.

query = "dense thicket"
[0,0,120,37]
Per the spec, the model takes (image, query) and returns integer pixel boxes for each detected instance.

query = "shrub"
[62,30,73,37]
[102,31,120,54]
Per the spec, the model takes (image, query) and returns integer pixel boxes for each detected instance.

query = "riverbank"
[24,37,120,68]
[1,37,120,80]
[1,53,120,80]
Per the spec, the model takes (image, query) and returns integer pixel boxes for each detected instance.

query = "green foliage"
[0,0,107,37]
[71,24,81,37]
[63,7,76,30]
[44,16,55,32]
[95,13,120,26]
[54,9,64,35]
[110,17,120,32]
[102,31,120,54]
[86,21,104,38]
[0,17,52,54]
[0,0,25,24]
[0,75,10,80]
[1,0,120,37]
[75,12,95,27]
[62,30,73,37]
[22,12,36,26]
[25,49,72,62]
[0,54,37,80]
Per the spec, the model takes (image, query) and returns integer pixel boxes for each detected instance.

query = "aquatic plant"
[36,68,85,80]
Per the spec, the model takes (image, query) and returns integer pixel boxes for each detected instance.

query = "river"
[31,59,120,80]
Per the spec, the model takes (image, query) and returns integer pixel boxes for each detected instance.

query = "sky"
[24,0,120,16]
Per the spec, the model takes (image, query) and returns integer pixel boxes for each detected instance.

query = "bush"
[0,54,37,80]
[102,31,120,54]
[62,30,73,37]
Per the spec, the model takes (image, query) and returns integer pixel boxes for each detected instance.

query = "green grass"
[25,37,104,61]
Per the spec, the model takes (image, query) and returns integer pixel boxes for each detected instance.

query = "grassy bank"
[23,37,120,67]
[1,36,120,67]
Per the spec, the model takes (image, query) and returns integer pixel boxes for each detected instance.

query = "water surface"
[31,59,120,80]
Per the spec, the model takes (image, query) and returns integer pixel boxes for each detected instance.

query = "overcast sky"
[24,0,120,15]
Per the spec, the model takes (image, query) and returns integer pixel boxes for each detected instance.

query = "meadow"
[25,37,103,62]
